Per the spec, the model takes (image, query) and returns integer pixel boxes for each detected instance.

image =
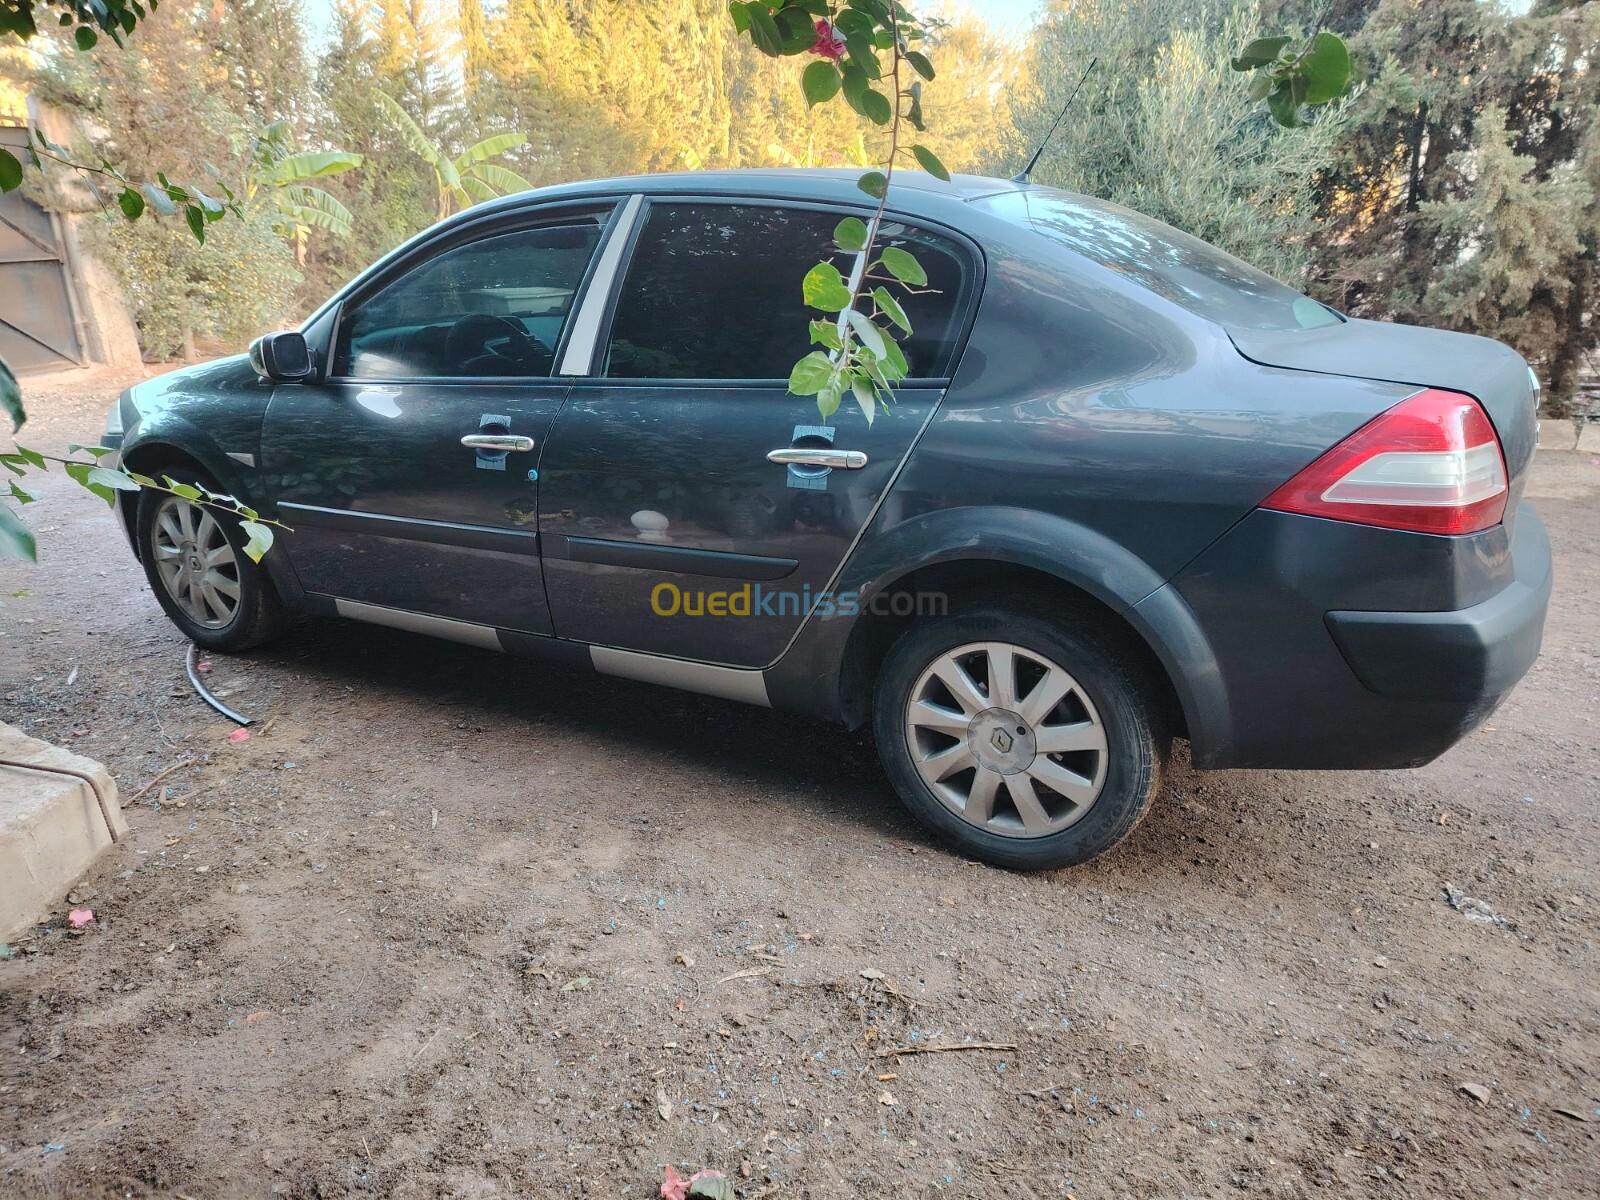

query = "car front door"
[259,204,616,636]
[536,197,979,668]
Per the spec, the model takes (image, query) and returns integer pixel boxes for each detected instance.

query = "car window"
[335,213,608,379]
[602,202,972,380]
[1013,189,1342,334]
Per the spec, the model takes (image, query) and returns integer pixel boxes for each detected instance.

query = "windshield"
[1009,189,1342,334]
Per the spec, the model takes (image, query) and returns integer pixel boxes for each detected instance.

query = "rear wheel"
[137,478,285,652]
[873,608,1167,870]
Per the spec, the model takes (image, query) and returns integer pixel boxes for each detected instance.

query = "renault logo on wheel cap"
[991,728,1014,753]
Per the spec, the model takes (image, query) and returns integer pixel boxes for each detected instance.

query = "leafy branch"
[1231,31,1354,127]
[0,442,286,563]
[731,0,946,425]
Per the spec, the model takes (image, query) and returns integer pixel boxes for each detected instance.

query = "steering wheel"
[445,313,549,375]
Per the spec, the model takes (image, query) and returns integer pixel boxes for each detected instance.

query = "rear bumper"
[1325,524,1550,703]
[1163,503,1551,770]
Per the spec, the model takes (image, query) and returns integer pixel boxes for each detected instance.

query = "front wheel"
[137,482,285,652]
[873,608,1168,870]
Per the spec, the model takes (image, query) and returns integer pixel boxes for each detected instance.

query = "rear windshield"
[1011,190,1341,333]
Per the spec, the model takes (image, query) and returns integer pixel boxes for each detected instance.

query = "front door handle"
[462,434,535,453]
[766,447,868,470]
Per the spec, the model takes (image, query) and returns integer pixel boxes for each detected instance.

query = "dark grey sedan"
[102,169,1551,869]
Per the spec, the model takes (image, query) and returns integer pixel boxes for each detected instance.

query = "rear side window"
[335,212,607,379]
[1019,190,1340,333]
[603,202,972,380]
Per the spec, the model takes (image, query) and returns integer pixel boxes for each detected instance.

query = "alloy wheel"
[904,641,1108,839]
[150,495,241,629]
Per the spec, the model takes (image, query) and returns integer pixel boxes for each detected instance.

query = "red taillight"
[1261,388,1508,535]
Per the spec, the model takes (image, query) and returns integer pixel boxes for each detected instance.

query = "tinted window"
[1016,190,1341,333]
[604,203,971,380]
[336,213,607,378]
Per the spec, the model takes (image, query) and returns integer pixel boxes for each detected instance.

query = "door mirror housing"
[249,331,313,383]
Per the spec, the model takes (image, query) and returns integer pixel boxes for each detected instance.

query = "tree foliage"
[1014,0,1350,283]
[1310,0,1599,409]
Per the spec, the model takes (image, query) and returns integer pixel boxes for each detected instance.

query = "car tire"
[135,471,286,653]
[873,606,1168,870]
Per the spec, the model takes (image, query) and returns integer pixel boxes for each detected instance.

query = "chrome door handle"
[461,434,535,453]
[766,448,868,470]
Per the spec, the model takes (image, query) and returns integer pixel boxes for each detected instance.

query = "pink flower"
[811,19,846,60]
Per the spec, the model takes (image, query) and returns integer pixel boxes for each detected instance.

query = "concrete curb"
[1,723,125,941]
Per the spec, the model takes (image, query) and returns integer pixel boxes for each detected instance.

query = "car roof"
[464,168,1028,223]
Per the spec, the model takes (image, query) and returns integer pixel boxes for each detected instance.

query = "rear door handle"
[766,448,868,470]
[462,434,535,453]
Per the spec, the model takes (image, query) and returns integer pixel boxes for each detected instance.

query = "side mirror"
[249,331,313,383]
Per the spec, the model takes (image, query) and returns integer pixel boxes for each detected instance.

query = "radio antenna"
[1012,56,1098,185]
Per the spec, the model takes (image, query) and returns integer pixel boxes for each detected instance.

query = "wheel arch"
[118,431,305,607]
[772,506,1231,760]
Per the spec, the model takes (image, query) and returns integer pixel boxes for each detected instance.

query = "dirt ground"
[0,370,1596,1199]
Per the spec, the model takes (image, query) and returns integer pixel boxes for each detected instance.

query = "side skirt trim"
[329,600,772,708]
[590,645,771,707]
[334,599,504,650]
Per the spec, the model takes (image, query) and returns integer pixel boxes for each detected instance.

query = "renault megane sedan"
[102,169,1551,869]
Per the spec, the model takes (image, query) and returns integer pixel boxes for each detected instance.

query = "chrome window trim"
[558,193,645,378]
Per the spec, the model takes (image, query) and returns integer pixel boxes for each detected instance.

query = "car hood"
[1230,318,1538,481]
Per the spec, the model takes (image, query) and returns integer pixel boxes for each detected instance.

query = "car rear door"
[259,203,617,636]
[536,196,980,668]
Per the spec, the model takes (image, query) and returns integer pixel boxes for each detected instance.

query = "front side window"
[603,202,972,381]
[335,212,608,379]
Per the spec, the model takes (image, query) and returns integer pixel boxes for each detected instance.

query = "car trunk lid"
[1229,318,1538,484]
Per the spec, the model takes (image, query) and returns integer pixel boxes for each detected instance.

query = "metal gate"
[0,121,84,374]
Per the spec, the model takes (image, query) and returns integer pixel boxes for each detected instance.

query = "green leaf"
[816,384,842,421]
[469,163,533,195]
[117,186,145,220]
[834,216,869,252]
[9,480,35,504]
[788,350,836,396]
[12,445,45,469]
[0,357,19,431]
[0,502,35,561]
[905,50,935,81]
[86,466,139,492]
[240,520,274,563]
[1266,82,1302,127]
[852,377,876,425]
[802,261,853,312]
[844,307,887,359]
[254,150,363,187]
[75,25,98,50]
[455,133,525,171]
[858,87,891,125]
[911,144,949,181]
[66,443,115,457]
[745,2,783,55]
[373,92,446,171]
[881,336,909,381]
[0,148,21,192]
[1231,36,1291,70]
[142,182,178,217]
[879,245,927,286]
[809,319,843,351]
[873,286,910,333]
[184,204,206,243]
[162,477,203,501]
[857,170,888,199]
[1299,31,1351,104]
[1248,71,1272,102]
[802,59,842,108]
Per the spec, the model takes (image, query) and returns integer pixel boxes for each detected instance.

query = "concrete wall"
[0,723,125,941]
